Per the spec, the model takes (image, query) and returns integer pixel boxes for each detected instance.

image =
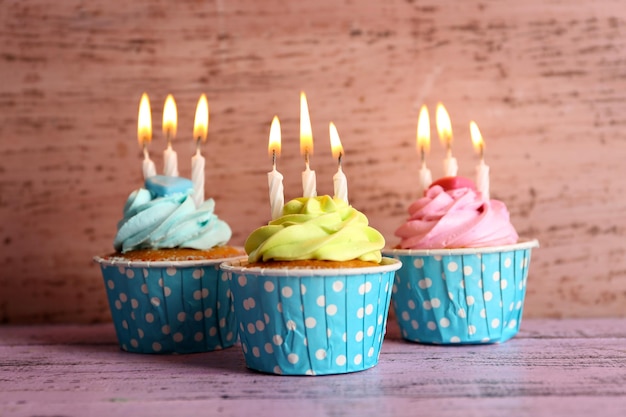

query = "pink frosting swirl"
[395,178,518,249]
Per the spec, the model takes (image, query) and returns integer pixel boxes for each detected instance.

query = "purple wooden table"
[1,318,625,417]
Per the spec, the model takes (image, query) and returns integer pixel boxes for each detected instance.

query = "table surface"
[1,318,625,417]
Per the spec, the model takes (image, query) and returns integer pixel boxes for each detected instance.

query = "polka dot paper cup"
[94,255,245,354]
[384,239,539,345]
[220,258,402,375]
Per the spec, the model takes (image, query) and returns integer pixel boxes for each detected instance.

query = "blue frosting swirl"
[113,176,232,253]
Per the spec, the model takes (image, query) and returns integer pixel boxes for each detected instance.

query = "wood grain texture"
[1,0,625,322]
[1,319,626,417]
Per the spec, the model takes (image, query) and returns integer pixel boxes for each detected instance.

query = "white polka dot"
[158,278,164,287]
[194,332,204,342]
[204,308,213,318]
[392,284,398,294]
[264,281,274,292]
[243,297,256,310]
[367,325,375,337]
[122,320,128,329]
[322,304,336,316]
[252,347,261,358]
[458,308,467,318]
[305,317,316,328]
[378,314,384,324]
[508,319,517,329]
[177,312,186,322]
[450,336,461,343]
[355,331,364,342]
[137,329,144,339]
[336,355,347,366]
[114,300,122,310]
[434,255,442,261]
[273,366,282,374]
[192,269,203,279]
[242,344,248,354]
[480,309,486,318]
[315,349,327,360]
[152,342,162,352]
[264,343,273,354]
[466,296,475,306]
[237,275,247,286]
[431,298,441,308]
[164,287,172,297]
[413,258,424,268]
[150,297,160,307]
[142,269,149,278]
[368,347,375,357]
[516,301,522,310]
[131,299,139,309]
[247,323,256,334]
[166,267,176,276]
[447,262,458,272]
[264,313,270,324]
[277,302,282,313]
[448,292,454,300]
[484,291,493,302]
[418,278,432,289]
[356,308,364,319]
[161,325,170,335]
[491,318,500,328]
[193,290,202,300]
[478,279,483,288]
[439,318,450,328]
[107,280,115,290]
[201,288,209,298]
[221,272,229,281]
[206,327,215,337]
[365,304,374,315]
[145,313,154,323]
[286,320,296,331]
[300,284,307,295]
[273,334,283,345]
[509,302,515,311]
[427,321,437,330]
[358,282,373,295]
[327,329,332,337]
[407,300,416,310]
[117,266,125,275]
[226,332,234,341]
[194,311,203,321]
[316,295,326,307]
[493,271,501,281]
[130,312,135,320]
[281,287,293,298]
[342,333,347,342]
[423,301,432,310]
[401,311,410,321]
[411,320,419,329]
[468,325,477,335]
[141,284,148,294]
[126,270,135,279]
[219,318,226,328]
[354,354,363,365]
[481,337,490,343]
[130,339,138,348]
[288,353,299,364]
[332,281,344,292]
[504,258,512,268]
[501,280,508,290]
[463,266,473,276]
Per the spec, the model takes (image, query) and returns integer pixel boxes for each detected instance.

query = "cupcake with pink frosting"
[384,176,538,345]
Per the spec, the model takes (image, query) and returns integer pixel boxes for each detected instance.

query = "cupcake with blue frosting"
[221,195,401,375]
[94,175,243,354]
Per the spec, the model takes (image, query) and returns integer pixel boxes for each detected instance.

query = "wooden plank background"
[0,0,625,323]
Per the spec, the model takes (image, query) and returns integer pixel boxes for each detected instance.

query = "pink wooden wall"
[1,0,625,322]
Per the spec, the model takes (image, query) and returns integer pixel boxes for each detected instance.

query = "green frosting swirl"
[245,196,384,263]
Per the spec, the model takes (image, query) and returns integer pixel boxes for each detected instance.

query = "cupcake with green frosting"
[221,195,401,375]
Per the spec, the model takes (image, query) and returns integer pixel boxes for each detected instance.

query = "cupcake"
[384,176,538,345]
[220,196,401,375]
[94,175,244,354]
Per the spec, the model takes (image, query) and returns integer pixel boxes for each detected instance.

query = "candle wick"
[338,152,343,168]
[195,137,202,155]
[166,131,172,148]
[446,146,452,158]
[420,147,426,166]
[305,151,310,170]
[480,143,485,162]
[142,142,150,160]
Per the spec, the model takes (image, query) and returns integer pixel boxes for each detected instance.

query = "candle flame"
[193,94,209,142]
[329,122,344,159]
[137,92,152,146]
[416,105,430,154]
[162,94,177,139]
[436,102,453,149]
[299,91,313,157]
[268,115,281,158]
[470,120,485,154]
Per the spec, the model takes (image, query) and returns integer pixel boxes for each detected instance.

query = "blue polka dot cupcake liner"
[220,258,402,375]
[384,239,539,345]
[94,256,245,354]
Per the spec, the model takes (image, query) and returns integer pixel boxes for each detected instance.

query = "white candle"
[416,105,432,194]
[192,94,209,208]
[142,146,156,179]
[163,144,179,177]
[300,92,316,198]
[302,161,317,198]
[470,121,490,201]
[436,103,458,177]
[419,161,432,195]
[268,167,284,219]
[333,166,348,203]
[443,150,458,177]
[267,116,284,219]
[329,122,348,203]
[191,148,205,208]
